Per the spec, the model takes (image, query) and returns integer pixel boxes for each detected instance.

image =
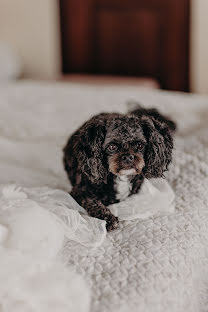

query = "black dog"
[63,106,176,231]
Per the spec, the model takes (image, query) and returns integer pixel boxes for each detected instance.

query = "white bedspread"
[1,81,208,312]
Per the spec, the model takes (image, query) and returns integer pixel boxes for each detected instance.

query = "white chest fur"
[115,176,132,201]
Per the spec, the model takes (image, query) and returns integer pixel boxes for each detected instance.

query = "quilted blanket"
[1,81,208,312]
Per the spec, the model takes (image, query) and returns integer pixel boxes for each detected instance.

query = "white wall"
[0,0,61,79]
[191,0,208,94]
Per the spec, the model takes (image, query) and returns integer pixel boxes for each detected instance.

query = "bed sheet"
[1,81,208,312]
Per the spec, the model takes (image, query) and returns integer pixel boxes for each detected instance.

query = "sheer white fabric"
[0,185,106,312]
[0,185,107,249]
[108,178,175,220]
[0,180,175,258]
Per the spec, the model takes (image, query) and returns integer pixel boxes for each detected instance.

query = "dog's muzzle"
[109,153,145,176]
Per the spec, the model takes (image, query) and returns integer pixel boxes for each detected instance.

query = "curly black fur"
[63,106,175,231]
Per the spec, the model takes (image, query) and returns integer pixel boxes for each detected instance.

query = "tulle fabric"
[108,178,175,220]
[0,185,93,312]
[0,185,107,249]
[0,180,175,251]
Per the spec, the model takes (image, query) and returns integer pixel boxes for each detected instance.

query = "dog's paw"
[105,214,119,232]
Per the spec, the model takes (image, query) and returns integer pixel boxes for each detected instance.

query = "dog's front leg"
[82,197,119,231]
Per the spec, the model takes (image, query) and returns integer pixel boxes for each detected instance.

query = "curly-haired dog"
[63,106,176,231]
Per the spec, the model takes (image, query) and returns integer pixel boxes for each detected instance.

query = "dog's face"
[68,112,173,185]
[103,116,146,176]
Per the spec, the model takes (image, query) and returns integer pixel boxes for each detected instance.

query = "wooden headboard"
[59,0,190,91]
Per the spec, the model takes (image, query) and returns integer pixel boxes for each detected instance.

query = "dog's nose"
[121,154,135,162]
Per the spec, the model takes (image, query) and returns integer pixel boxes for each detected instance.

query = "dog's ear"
[73,115,108,184]
[141,116,173,178]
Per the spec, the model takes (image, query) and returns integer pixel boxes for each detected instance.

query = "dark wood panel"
[59,0,94,72]
[162,1,190,91]
[96,0,165,10]
[95,10,161,77]
[59,0,190,91]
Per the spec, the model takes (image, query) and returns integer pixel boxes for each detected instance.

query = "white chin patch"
[119,169,136,176]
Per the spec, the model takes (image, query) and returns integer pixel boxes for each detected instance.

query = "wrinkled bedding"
[1,81,208,312]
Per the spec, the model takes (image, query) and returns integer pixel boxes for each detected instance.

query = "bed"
[1,81,208,312]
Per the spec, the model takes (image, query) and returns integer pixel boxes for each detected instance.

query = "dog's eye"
[134,142,144,151]
[107,143,118,153]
